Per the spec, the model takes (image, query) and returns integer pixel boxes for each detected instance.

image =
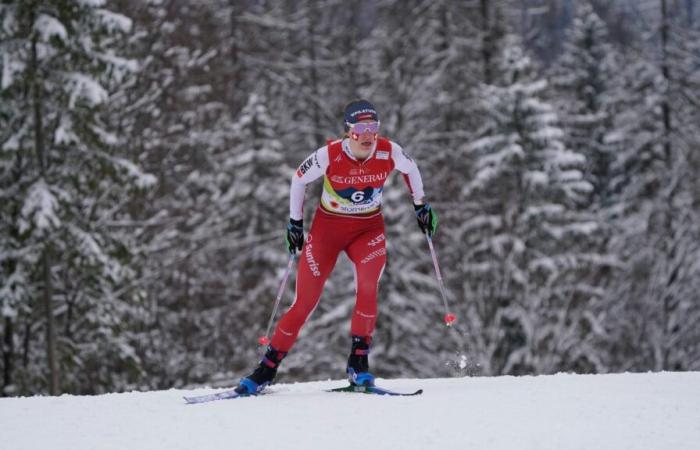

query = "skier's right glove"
[285,218,304,254]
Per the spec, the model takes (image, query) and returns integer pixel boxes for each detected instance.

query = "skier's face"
[347,120,379,160]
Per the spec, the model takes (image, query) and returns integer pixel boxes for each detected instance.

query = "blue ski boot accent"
[347,367,375,387]
[235,377,268,395]
[237,345,287,394]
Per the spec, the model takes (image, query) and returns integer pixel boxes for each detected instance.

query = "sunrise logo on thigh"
[361,248,386,264]
[305,234,321,277]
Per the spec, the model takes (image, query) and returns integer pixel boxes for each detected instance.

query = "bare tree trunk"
[2,318,13,396]
[659,0,676,371]
[31,23,59,395]
[43,252,58,394]
[480,0,493,84]
[660,0,672,167]
[23,321,30,369]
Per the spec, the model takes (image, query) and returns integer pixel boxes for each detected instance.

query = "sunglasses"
[347,121,380,135]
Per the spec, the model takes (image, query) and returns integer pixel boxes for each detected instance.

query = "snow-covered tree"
[0,0,153,395]
[461,36,609,375]
[4,0,698,396]
[551,1,619,203]
[603,0,700,372]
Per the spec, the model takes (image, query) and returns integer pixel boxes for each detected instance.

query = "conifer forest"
[1,0,699,396]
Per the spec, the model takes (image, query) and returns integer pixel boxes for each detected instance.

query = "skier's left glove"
[414,203,438,237]
[285,218,304,254]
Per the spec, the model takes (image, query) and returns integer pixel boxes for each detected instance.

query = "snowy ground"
[2,372,699,450]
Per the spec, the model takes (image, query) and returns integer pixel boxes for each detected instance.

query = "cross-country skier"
[235,99,438,395]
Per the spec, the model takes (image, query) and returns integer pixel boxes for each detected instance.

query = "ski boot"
[346,335,375,387]
[236,346,287,395]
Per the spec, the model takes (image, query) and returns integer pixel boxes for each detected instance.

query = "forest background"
[1,0,699,396]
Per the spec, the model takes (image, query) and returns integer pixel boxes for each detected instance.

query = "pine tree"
[112,0,240,388]
[545,1,623,374]
[0,0,153,395]
[603,0,700,372]
[551,1,618,203]
[462,36,606,375]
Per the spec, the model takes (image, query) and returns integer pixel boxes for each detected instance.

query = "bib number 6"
[351,191,365,203]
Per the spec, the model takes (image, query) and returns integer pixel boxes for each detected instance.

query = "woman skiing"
[236,99,437,394]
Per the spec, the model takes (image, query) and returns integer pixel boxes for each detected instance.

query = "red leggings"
[271,209,387,352]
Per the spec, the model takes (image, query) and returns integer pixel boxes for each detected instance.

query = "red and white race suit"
[270,137,425,352]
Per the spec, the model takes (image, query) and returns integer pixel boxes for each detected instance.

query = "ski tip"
[183,395,211,404]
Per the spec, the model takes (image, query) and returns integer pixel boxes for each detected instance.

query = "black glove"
[285,218,304,254]
[414,203,438,237]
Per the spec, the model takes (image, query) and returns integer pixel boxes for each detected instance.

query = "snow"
[111,157,158,188]
[20,179,60,232]
[97,51,140,73]
[525,170,548,186]
[77,0,106,6]
[34,14,68,42]
[551,149,586,167]
[54,117,79,145]
[2,372,699,450]
[66,73,108,107]
[95,9,133,33]
[1,52,23,90]
[566,221,599,235]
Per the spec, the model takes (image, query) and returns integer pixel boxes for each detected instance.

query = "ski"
[327,384,423,396]
[184,383,423,403]
[183,388,262,404]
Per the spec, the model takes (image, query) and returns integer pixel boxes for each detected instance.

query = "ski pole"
[425,234,457,327]
[257,253,296,346]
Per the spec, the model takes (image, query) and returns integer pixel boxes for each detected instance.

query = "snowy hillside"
[2,372,699,450]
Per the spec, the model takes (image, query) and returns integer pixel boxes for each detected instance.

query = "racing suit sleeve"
[390,141,425,204]
[289,146,329,220]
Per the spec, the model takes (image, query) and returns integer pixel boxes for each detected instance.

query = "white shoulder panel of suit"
[289,139,424,221]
